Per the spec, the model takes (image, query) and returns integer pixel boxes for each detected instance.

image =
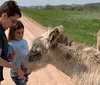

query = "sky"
[0,0,100,6]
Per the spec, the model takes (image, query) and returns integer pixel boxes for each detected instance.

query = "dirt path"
[2,15,72,85]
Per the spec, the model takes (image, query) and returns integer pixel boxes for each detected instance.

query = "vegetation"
[22,3,100,11]
[21,8,100,46]
[44,3,100,11]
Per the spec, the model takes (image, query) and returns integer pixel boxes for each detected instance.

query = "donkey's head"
[22,25,66,73]
[28,25,64,61]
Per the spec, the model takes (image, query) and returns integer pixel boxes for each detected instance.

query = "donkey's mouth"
[22,67,28,73]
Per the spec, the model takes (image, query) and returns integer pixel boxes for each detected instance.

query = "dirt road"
[2,15,72,85]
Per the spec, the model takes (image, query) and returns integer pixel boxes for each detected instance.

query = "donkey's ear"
[48,30,59,48]
[49,25,63,40]
[55,25,63,32]
[59,25,63,29]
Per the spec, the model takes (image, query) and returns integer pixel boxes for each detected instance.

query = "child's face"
[14,28,24,41]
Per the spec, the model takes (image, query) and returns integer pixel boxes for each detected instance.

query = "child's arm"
[8,44,16,61]
[8,51,16,61]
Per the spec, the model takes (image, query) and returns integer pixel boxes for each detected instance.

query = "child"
[8,20,29,85]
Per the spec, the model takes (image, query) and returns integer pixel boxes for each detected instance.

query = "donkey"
[22,25,100,85]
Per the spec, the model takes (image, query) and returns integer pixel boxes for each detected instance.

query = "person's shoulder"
[0,31,3,36]
[8,42,15,48]
[21,39,29,47]
[8,41,17,47]
[9,40,15,44]
[8,44,14,52]
[0,31,3,39]
[21,39,28,43]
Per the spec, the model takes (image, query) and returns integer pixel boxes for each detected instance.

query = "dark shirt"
[0,24,8,61]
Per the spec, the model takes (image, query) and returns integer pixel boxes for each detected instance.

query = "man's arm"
[0,49,26,80]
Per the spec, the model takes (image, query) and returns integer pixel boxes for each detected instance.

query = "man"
[0,0,26,84]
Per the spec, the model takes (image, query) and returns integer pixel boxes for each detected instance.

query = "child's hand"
[9,51,16,61]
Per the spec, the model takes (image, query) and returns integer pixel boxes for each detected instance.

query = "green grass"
[21,8,100,46]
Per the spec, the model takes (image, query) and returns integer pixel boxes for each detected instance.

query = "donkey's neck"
[49,44,88,78]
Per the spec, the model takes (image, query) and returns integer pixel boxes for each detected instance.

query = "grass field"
[21,8,100,46]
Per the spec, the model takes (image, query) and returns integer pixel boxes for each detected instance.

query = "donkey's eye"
[31,50,34,53]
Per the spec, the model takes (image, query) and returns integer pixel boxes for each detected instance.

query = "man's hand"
[15,68,26,80]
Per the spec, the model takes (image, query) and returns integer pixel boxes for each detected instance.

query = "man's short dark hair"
[0,0,21,17]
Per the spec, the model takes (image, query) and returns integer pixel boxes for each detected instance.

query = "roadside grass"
[21,8,100,46]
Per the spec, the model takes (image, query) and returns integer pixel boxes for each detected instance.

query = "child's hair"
[8,20,24,42]
[0,0,21,17]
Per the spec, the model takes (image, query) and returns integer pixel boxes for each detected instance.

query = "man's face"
[1,13,19,30]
